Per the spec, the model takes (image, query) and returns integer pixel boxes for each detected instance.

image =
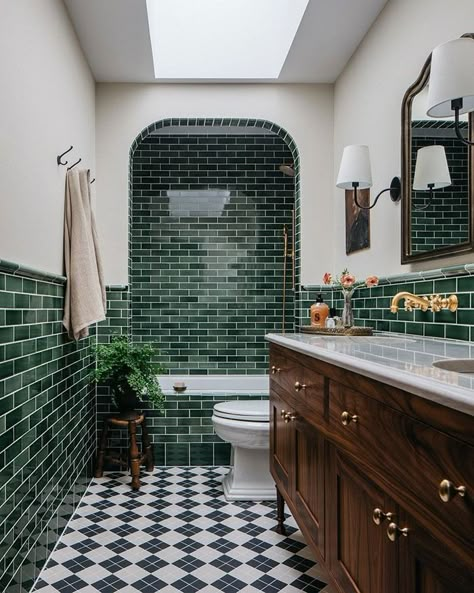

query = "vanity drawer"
[328,381,474,555]
[269,347,301,399]
[270,347,326,425]
[292,364,326,427]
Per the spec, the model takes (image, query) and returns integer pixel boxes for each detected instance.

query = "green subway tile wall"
[97,382,267,466]
[96,287,269,467]
[301,266,474,341]
[0,266,95,593]
[130,131,295,375]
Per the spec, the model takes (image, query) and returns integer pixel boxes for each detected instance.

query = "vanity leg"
[276,487,287,535]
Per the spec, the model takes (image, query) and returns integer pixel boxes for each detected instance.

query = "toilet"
[212,400,275,501]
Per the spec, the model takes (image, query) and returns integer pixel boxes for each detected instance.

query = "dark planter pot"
[113,385,141,419]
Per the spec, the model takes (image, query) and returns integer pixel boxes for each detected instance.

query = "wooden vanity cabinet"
[327,447,398,593]
[269,343,474,593]
[270,385,325,556]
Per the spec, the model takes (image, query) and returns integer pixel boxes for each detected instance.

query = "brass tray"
[299,326,374,336]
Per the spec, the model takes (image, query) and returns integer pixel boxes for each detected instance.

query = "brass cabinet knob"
[280,409,287,418]
[387,522,409,541]
[341,411,359,426]
[439,479,466,502]
[372,508,395,525]
[271,365,281,374]
[294,381,307,392]
[283,412,297,423]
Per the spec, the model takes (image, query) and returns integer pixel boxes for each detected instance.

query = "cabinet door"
[397,508,474,593]
[327,447,397,593]
[270,392,293,496]
[293,416,325,558]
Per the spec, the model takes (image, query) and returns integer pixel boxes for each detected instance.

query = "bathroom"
[1,1,473,592]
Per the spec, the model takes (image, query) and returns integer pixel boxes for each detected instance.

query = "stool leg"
[94,419,109,478]
[141,417,154,472]
[129,421,141,490]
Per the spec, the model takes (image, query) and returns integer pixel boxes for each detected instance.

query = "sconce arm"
[453,99,474,146]
[412,185,435,211]
[353,177,401,210]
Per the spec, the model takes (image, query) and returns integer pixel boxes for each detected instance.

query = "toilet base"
[221,445,276,501]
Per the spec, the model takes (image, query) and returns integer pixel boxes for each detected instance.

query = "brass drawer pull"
[284,412,297,423]
[387,522,409,541]
[341,411,359,426]
[372,508,395,525]
[294,381,307,392]
[439,479,466,502]
[271,365,281,374]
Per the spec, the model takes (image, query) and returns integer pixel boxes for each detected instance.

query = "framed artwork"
[345,188,370,254]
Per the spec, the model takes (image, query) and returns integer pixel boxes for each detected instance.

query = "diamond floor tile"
[33,467,333,593]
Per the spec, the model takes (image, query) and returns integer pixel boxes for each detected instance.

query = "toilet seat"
[213,400,269,422]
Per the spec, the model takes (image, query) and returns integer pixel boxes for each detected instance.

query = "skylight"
[146,0,309,79]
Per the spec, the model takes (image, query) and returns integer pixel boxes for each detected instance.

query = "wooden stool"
[94,412,154,490]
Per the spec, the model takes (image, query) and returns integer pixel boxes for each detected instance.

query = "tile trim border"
[302,263,474,291]
[0,259,66,284]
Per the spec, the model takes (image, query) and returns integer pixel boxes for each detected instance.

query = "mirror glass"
[401,36,474,263]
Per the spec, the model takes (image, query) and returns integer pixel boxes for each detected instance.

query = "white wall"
[0,0,95,275]
[333,0,474,279]
[95,83,334,285]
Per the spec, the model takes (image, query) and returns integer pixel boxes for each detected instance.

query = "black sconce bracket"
[353,176,401,210]
[452,98,474,146]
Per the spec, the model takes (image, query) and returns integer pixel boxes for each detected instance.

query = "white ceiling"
[64,0,388,83]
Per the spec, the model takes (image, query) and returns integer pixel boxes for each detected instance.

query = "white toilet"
[212,400,275,501]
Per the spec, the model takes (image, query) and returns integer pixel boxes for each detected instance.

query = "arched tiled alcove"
[129,118,301,375]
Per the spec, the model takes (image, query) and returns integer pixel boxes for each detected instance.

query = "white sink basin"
[432,359,474,374]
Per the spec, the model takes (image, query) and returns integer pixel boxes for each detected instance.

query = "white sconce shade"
[427,37,474,117]
[413,145,451,190]
[336,144,373,189]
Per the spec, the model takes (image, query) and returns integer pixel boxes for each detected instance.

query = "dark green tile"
[446,325,470,341]
[165,443,189,465]
[458,275,474,291]
[457,309,474,325]
[424,324,445,338]
[214,442,231,465]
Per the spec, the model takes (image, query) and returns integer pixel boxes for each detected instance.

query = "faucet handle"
[405,296,429,312]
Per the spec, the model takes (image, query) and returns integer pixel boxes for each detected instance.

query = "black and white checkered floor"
[34,467,332,593]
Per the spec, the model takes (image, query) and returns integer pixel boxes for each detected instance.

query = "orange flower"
[341,273,356,288]
[365,275,379,287]
[323,272,332,285]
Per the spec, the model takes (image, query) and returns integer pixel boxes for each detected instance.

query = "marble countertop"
[265,332,474,417]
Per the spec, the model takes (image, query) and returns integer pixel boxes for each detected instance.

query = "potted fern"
[91,336,165,418]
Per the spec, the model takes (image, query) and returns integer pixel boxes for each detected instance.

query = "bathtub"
[158,374,269,396]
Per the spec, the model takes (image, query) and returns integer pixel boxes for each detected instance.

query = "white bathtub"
[158,375,269,395]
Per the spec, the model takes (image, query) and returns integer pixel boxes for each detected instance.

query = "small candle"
[174,381,185,388]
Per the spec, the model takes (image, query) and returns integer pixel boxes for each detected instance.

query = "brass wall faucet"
[390,291,458,314]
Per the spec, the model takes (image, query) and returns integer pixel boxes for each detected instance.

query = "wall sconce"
[336,144,401,210]
[427,36,474,146]
[412,145,451,211]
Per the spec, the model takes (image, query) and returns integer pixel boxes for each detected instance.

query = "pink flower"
[341,273,356,288]
[323,272,332,285]
[365,275,379,288]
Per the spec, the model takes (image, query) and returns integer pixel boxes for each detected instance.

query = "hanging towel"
[63,169,106,340]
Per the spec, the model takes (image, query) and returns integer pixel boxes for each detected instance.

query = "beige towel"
[63,169,106,340]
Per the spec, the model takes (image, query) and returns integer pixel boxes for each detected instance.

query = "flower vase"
[342,289,355,328]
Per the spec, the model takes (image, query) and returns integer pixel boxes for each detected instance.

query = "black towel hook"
[67,158,82,171]
[57,145,73,166]
[90,178,96,184]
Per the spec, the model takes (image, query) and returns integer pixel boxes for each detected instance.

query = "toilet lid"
[213,400,269,421]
